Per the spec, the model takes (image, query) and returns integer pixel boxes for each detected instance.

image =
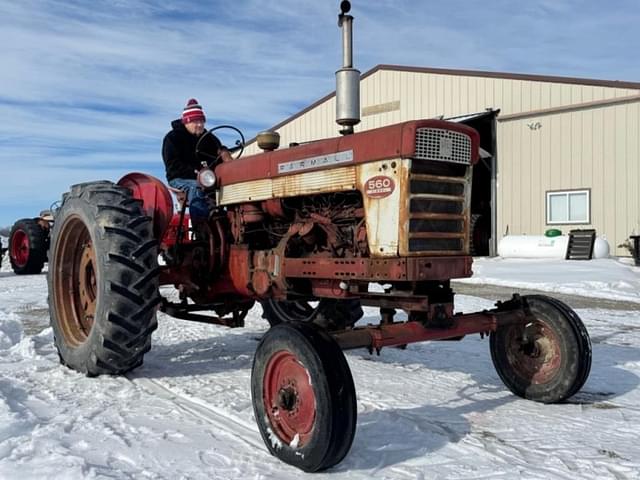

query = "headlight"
[197,168,216,188]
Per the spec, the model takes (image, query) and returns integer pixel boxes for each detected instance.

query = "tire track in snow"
[126,376,265,451]
[125,377,401,479]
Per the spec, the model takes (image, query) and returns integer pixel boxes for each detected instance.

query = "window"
[546,189,590,224]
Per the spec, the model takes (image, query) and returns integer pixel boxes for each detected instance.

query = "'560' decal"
[364,175,395,199]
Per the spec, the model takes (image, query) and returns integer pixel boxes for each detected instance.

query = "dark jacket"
[162,119,222,181]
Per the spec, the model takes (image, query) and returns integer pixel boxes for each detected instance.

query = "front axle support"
[333,302,528,351]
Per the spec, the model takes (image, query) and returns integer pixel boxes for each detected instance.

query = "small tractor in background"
[7,213,52,274]
[45,2,592,472]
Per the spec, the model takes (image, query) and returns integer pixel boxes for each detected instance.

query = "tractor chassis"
[160,298,250,327]
[333,294,529,352]
[282,255,473,283]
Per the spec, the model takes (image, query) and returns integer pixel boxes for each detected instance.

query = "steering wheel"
[196,124,245,166]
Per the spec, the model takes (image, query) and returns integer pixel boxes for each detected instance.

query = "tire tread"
[48,181,160,377]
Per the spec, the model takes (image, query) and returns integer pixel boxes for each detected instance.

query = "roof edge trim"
[499,94,640,121]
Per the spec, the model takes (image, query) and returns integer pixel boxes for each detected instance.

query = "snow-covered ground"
[1,255,640,479]
[460,257,640,304]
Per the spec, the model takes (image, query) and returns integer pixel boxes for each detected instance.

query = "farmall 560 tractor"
[46,2,592,472]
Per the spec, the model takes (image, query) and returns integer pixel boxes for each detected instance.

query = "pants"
[168,178,209,221]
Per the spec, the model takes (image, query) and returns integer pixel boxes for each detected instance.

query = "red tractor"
[46,2,592,472]
[8,213,52,274]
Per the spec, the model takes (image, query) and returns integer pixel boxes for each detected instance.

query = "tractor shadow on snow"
[138,325,261,379]
[127,308,640,471]
[339,323,640,470]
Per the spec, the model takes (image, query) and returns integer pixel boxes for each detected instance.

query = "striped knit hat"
[181,98,206,124]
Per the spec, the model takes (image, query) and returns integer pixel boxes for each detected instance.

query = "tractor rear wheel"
[9,218,48,274]
[251,322,357,472]
[261,298,363,331]
[490,295,591,403]
[48,181,160,376]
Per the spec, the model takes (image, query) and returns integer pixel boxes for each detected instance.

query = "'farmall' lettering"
[364,175,395,199]
[278,150,354,174]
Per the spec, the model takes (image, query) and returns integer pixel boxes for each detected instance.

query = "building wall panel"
[246,70,639,156]
[628,103,640,240]
[591,108,605,235]
[498,100,640,255]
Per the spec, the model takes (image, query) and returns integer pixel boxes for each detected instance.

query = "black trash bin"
[631,235,640,266]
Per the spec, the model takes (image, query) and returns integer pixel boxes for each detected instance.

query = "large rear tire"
[251,322,357,472]
[9,218,48,274]
[490,295,592,403]
[48,181,160,376]
[261,298,363,331]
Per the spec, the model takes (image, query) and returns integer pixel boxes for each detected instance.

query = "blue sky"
[0,0,639,228]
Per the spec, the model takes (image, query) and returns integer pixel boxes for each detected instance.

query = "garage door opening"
[448,109,499,256]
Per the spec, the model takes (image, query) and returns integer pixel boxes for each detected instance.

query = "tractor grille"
[415,128,472,165]
[408,158,469,254]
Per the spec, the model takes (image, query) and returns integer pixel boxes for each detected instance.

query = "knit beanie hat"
[181,98,206,124]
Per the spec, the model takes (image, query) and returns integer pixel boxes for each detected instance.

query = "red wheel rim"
[505,320,562,385]
[10,229,29,267]
[263,350,316,448]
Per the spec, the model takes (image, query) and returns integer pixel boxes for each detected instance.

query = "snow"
[459,257,640,304]
[1,256,640,479]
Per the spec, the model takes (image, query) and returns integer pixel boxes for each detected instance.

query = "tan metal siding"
[246,71,638,155]
[592,108,605,236]
[497,99,640,255]
[628,103,640,243]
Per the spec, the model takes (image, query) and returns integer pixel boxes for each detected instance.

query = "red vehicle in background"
[7,214,51,275]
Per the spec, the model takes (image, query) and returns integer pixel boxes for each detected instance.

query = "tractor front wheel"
[251,322,357,472]
[9,218,48,274]
[490,295,592,403]
[48,181,160,376]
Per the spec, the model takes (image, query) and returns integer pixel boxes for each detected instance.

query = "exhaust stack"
[336,1,360,135]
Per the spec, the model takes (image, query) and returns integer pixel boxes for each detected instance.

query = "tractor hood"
[215,119,479,187]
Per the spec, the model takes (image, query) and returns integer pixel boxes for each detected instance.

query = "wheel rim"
[263,350,316,448]
[10,229,29,267]
[504,319,562,384]
[52,216,97,347]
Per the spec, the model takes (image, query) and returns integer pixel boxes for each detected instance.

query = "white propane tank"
[498,235,610,259]
[592,236,610,258]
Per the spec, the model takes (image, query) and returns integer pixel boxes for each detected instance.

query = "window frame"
[545,188,591,225]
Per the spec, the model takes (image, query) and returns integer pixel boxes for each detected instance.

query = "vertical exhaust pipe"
[336,1,360,135]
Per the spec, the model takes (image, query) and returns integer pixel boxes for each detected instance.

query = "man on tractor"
[162,98,233,220]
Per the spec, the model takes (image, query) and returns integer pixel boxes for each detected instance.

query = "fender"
[118,172,174,240]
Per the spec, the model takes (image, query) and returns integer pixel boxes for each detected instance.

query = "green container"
[545,228,562,238]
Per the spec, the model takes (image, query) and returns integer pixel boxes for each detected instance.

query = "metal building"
[245,65,640,256]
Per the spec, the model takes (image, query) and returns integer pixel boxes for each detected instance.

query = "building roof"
[247,65,640,145]
[365,65,640,91]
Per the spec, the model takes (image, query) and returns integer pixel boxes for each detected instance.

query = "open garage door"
[447,110,499,256]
